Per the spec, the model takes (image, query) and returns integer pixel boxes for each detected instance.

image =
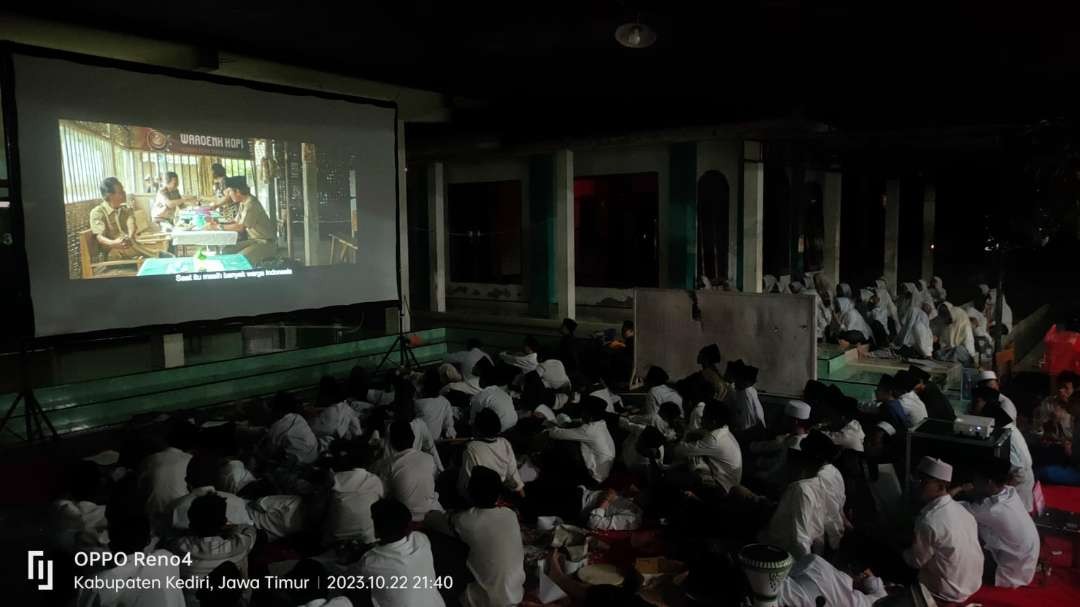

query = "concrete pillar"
[162,333,184,368]
[527,155,555,318]
[922,183,936,281]
[396,120,411,331]
[741,141,765,293]
[554,150,575,320]
[668,142,697,289]
[884,179,901,292]
[301,143,319,266]
[823,171,842,285]
[427,163,447,313]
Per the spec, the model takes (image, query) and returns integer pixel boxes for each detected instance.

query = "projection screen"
[11,52,399,337]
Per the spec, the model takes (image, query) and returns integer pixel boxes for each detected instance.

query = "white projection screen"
[12,52,399,337]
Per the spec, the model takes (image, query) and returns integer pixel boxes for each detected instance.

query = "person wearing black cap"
[801,431,847,551]
[893,370,928,427]
[696,344,732,402]
[211,176,277,265]
[727,359,766,433]
[874,375,910,433]
[908,365,956,421]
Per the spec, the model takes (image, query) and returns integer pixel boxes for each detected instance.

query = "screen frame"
[0,42,403,346]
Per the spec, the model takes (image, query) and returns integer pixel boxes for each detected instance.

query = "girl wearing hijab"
[875,278,900,330]
[934,302,975,366]
[978,284,1014,334]
[833,297,874,345]
[895,294,933,358]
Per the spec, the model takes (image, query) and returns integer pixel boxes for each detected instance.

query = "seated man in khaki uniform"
[211,176,277,265]
[90,177,160,260]
[151,171,196,231]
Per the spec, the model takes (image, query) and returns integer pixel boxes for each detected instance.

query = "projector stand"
[374,304,420,374]
[0,344,59,444]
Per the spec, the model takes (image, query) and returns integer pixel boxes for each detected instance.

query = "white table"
[170,230,239,246]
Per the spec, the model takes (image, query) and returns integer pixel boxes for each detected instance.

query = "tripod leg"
[376,336,399,373]
[0,394,25,437]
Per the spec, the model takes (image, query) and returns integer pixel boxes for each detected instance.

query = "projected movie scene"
[61,119,365,280]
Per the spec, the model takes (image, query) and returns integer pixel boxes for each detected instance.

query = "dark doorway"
[697,171,731,285]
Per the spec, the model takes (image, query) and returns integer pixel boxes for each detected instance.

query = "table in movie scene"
[176,207,223,227]
[136,254,253,276]
[169,228,238,255]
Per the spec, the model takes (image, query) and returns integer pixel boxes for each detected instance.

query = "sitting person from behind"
[426,466,525,607]
[356,498,445,607]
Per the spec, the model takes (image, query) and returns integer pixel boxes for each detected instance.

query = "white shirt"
[898,391,928,427]
[964,486,1039,588]
[171,524,258,580]
[998,394,1018,424]
[760,477,827,558]
[217,459,257,494]
[50,499,108,553]
[310,401,363,450]
[904,495,984,603]
[441,377,483,397]
[170,486,254,531]
[589,387,623,412]
[538,359,571,390]
[357,532,446,607]
[380,449,442,522]
[139,447,192,518]
[1005,423,1035,512]
[675,426,743,492]
[817,464,847,550]
[459,438,524,497]
[728,386,766,431]
[449,507,526,607]
[76,549,185,607]
[825,419,865,453]
[264,413,319,465]
[326,468,385,544]
[645,384,683,417]
[618,414,675,470]
[416,396,456,440]
[500,351,539,374]
[469,386,518,432]
[778,554,888,607]
[446,347,493,380]
[246,494,305,540]
[548,420,616,483]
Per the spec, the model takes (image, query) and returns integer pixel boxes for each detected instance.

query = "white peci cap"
[917,456,953,482]
[785,400,811,420]
[978,370,998,383]
[876,421,897,436]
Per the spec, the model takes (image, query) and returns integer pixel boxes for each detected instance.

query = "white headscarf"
[965,305,990,339]
[937,301,975,355]
[896,299,933,357]
[836,297,873,341]
[870,288,891,328]
[978,284,1013,333]
[764,275,778,293]
[875,279,900,327]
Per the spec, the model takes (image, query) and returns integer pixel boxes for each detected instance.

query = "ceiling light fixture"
[615,21,656,49]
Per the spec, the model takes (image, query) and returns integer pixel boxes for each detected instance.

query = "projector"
[953,414,995,439]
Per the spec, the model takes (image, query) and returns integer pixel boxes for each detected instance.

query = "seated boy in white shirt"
[378,421,442,522]
[168,493,258,600]
[357,498,446,607]
[547,396,616,486]
[426,466,525,607]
